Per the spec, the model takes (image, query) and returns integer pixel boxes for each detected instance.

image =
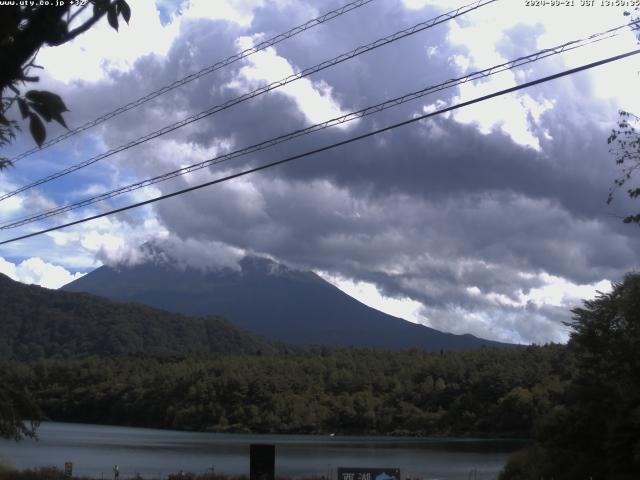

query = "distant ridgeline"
[0,273,282,360]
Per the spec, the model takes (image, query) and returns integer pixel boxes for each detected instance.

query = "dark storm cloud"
[20,0,640,342]
[143,2,638,340]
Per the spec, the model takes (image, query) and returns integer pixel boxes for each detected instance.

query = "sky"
[1,0,639,344]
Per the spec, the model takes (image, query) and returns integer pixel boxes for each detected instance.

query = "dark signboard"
[337,467,401,480]
[250,444,275,480]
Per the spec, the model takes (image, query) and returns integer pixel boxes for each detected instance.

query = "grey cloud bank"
[10,0,640,343]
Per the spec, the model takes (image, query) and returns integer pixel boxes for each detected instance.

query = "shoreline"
[20,420,530,442]
[1,422,521,480]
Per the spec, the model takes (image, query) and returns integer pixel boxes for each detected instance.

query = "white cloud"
[317,268,594,344]
[36,0,179,83]
[1,0,636,347]
[444,17,553,150]
[180,0,265,27]
[422,303,569,345]
[518,273,612,308]
[451,72,554,150]
[0,194,23,216]
[33,0,309,84]
[0,202,172,272]
[318,271,427,324]
[0,256,84,289]
[152,236,245,271]
[409,0,639,149]
[0,180,44,217]
[54,212,170,266]
[79,230,143,266]
[230,36,351,126]
[466,272,612,309]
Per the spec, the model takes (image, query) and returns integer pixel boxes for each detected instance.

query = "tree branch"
[48,1,117,46]
[67,3,90,27]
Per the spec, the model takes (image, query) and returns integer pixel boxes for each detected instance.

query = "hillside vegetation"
[2,270,638,478]
[5,345,569,437]
[0,273,279,360]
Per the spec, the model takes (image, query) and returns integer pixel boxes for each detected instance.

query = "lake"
[0,422,523,479]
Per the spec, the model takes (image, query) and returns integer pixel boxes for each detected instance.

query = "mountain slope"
[63,255,511,351]
[0,273,279,360]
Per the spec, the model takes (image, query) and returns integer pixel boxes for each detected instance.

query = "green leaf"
[24,90,69,128]
[50,111,68,129]
[29,113,46,147]
[93,0,109,15]
[119,0,131,24]
[0,158,12,170]
[107,4,119,30]
[29,102,53,122]
[30,101,68,128]
[17,98,30,119]
[25,90,68,113]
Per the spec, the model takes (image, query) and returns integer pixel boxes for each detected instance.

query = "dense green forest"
[499,273,640,480]
[0,273,282,360]
[1,273,638,479]
[3,345,569,437]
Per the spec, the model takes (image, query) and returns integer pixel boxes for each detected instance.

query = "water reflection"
[0,422,523,479]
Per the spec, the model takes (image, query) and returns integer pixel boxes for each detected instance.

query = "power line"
[2,20,632,230]
[1,47,638,247]
[9,0,376,164]
[0,0,498,203]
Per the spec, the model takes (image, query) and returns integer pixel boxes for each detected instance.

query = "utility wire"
[1,48,638,247]
[0,0,498,203]
[1,21,632,229]
[9,0,376,164]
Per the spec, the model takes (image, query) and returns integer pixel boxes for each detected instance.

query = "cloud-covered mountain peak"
[63,251,511,352]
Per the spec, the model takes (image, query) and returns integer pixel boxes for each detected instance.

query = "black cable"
[2,20,630,229]
[0,0,498,202]
[2,48,637,246]
[8,0,377,163]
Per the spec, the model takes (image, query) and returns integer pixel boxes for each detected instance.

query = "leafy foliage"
[0,0,130,151]
[2,345,570,437]
[0,100,19,170]
[0,272,281,440]
[0,271,571,441]
[0,369,42,441]
[606,12,640,225]
[500,272,640,479]
[607,110,640,224]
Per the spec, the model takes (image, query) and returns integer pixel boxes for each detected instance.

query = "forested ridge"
[4,345,569,437]
[0,273,282,360]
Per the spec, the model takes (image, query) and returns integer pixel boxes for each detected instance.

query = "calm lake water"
[0,422,523,479]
